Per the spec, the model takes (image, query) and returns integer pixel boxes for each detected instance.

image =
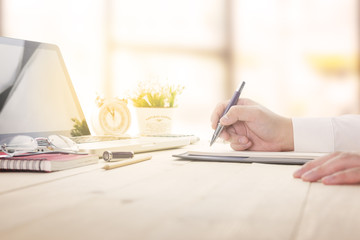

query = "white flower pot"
[135,107,174,135]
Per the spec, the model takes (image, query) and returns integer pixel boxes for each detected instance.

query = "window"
[105,0,228,136]
[233,0,359,117]
[1,0,358,137]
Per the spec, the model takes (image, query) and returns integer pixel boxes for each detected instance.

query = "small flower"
[130,81,184,108]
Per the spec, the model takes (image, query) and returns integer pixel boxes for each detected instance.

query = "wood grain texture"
[295,183,360,240]
[0,144,359,240]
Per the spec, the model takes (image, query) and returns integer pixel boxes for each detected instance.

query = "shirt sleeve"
[292,115,360,152]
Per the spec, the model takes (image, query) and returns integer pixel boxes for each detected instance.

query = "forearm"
[292,115,360,152]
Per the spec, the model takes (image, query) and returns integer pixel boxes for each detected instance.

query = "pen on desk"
[102,155,152,170]
[210,81,246,146]
[102,151,134,162]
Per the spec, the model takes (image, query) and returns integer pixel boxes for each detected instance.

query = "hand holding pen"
[210,81,246,146]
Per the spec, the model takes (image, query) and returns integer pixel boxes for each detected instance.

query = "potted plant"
[129,81,184,135]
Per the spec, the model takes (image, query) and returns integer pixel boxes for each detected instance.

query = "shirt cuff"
[292,117,334,152]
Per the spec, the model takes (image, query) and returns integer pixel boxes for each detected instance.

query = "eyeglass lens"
[1,135,78,154]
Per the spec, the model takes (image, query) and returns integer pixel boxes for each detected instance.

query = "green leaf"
[70,118,90,136]
[129,81,184,108]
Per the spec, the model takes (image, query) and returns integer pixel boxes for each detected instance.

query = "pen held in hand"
[210,81,246,146]
[102,155,152,170]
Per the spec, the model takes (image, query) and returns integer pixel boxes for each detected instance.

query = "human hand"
[210,98,294,151]
[293,152,360,185]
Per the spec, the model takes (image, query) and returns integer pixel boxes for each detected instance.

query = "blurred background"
[1,0,358,138]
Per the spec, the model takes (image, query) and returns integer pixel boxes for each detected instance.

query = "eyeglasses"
[0,135,79,156]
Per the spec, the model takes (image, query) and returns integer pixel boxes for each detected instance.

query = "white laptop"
[0,37,197,157]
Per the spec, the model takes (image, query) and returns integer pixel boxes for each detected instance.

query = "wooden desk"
[0,142,359,240]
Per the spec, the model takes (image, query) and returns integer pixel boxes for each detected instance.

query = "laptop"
[0,36,197,156]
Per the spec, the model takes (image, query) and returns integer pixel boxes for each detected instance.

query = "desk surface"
[0,141,360,240]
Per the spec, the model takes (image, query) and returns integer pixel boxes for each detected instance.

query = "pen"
[102,151,134,162]
[102,155,152,170]
[210,81,246,146]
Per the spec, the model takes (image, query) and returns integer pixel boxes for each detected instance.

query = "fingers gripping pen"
[210,81,246,146]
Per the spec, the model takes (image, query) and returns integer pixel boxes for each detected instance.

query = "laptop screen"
[0,37,86,140]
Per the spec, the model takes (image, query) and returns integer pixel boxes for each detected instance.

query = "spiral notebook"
[0,153,99,172]
[0,36,197,157]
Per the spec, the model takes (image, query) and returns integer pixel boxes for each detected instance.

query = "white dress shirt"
[292,115,360,152]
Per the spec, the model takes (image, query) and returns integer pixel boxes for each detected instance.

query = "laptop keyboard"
[70,135,132,144]
[143,134,199,144]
